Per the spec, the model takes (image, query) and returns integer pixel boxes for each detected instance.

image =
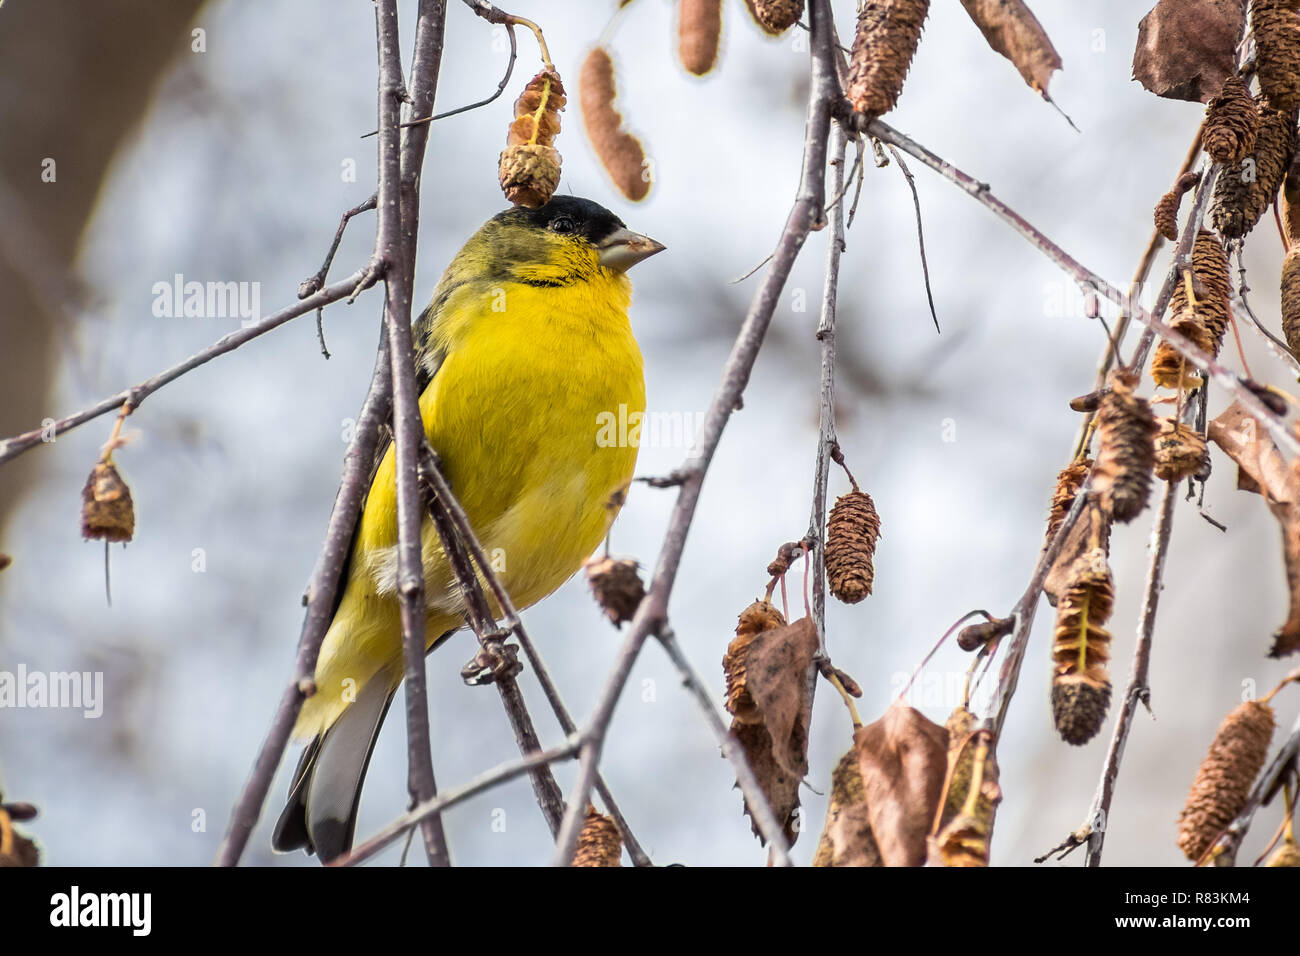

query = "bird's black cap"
[498,196,628,245]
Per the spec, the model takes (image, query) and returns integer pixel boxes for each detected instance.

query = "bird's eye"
[550,216,575,234]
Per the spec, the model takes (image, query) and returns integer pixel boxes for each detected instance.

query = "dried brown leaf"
[812,744,882,867]
[1132,0,1247,103]
[724,614,817,844]
[958,0,1061,97]
[855,700,949,866]
[1208,401,1300,655]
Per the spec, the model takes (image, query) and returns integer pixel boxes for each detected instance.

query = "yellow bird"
[272,197,663,860]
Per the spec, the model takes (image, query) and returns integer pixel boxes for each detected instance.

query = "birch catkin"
[1176,700,1275,861]
[578,47,651,201]
[1150,231,1233,389]
[826,490,882,603]
[845,0,930,118]
[1211,104,1297,239]
[498,68,567,208]
[1050,550,1114,745]
[1252,0,1300,113]
[1283,245,1300,357]
[678,0,722,76]
[1203,76,1259,164]
[1092,370,1158,523]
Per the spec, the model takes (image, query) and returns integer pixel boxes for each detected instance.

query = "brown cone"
[826,489,881,603]
[752,0,803,33]
[1176,699,1276,861]
[1093,370,1158,523]
[1046,458,1092,543]
[1253,0,1300,113]
[1204,75,1260,163]
[845,0,930,118]
[1049,551,1114,745]
[1283,245,1300,358]
[1211,103,1297,239]
[571,805,623,866]
[1150,230,1233,389]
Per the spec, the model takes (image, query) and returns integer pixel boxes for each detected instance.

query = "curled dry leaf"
[1132,0,1247,103]
[812,744,882,867]
[723,610,817,844]
[1207,400,1300,655]
[678,0,722,76]
[855,700,949,866]
[579,47,651,202]
[957,0,1061,99]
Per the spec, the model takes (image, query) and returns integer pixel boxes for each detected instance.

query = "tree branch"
[0,270,367,468]
[374,0,448,867]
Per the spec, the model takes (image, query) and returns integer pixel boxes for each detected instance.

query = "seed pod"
[1050,549,1114,745]
[1092,369,1157,523]
[584,555,645,627]
[1210,104,1297,239]
[825,489,882,603]
[1204,75,1260,164]
[1176,699,1275,861]
[1265,836,1300,866]
[571,805,623,867]
[1150,231,1233,388]
[1253,0,1300,113]
[498,67,567,208]
[678,0,722,76]
[751,0,803,33]
[1283,245,1300,357]
[1046,458,1092,543]
[1153,418,1209,481]
[578,47,651,202]
[845,0,931,118]
[81,458,135,542]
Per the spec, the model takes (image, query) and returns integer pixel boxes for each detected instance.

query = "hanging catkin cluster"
[1210,105,1297,238]
[1252,0,1300,113]
[1153,418,1210,481]
[845,0,930,118]
[1150,231,1233,389]
[1283,246,1300,357]
[1050,549,1114,745]
[1092,370,1158,523]
[678,0,722,76]
[751,0,803,33]
[498,67,566,208]
[826,489,882,603]
[579,48,650,202]
[1176,700,1276,861]
[1204,76,1260,164]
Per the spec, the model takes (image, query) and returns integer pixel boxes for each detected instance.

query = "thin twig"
[861,118,1300,458]
[1082,480,1177,866]
[550,0,841,867]
[298,194,378,299]
[332,737,582,867]
[375,0,448,867]
[0,271,368,467]
[884,143,939,333]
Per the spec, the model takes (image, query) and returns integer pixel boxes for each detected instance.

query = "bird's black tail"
[271,676,396,862]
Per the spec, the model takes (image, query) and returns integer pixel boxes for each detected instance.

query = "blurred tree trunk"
[0,0,205,538]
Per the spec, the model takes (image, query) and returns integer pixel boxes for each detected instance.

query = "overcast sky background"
[2,0,1297,866]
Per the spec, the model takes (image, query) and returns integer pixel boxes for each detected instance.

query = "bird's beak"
[597,227,666,273]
